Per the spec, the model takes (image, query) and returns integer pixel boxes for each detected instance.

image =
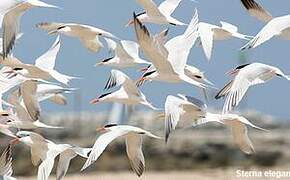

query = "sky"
[10,0,290,119]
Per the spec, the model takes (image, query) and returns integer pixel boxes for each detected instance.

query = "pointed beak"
[48,30,58,35]
[96,127,106,133]
[136,76,146,87]
[125,19,134,27]
[138,67,149,73]
[94,62,104,67]
[225,69,238,76]
[9,138,19,145]
[90,98,99,104]
[2,70,17,79]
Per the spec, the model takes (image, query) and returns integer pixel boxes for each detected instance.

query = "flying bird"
[10,131,90,180]
[127,0,188,26]
[36,83,75,105]
[198,21,252,60]
[215,63,290,114]
[81,124,161,177]
[95,38,150,68]
[36,22,118,53]
[163,94,266,154]
[2,0,58,58]
[1,36,77,86]
[6,88,63,129]
[195,113,267,154]
[134,10,210,89]
[90,69,158,110]
[240,0,290,49]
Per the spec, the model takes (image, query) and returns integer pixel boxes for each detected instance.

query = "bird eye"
[194,75,202,79]
[13,68,23,71]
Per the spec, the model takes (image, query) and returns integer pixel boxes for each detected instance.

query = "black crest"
[104,124,118,128]
[235,63,251,70]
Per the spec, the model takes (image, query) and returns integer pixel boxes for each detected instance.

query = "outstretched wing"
[126,134,145,177]
[35,36,60,71]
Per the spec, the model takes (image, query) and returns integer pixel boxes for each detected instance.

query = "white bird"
[6,88,63,129]
[126,0,188,26]
[81,124,161,177]
[36,83,75,105]
[10,131,90,180]
[134,10,210,89]
[215,63,290,114]
[0,145,16,180]
[195,113,267,154]
[163,94,266,154]
[95,38,150,68]
[90,69,158,110]
[241,14,290,49]
[240,0,290,49]
[198,21,252,60]
[2,0,58,58]
[36,22,118,53]
[1,36,77,86]
[164,94,207,142]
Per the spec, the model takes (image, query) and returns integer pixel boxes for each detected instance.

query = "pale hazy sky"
[12,0,290,119]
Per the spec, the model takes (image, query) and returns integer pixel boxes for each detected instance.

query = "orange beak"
[9,138,19,145]
[90,98,99,104]
[125,19,134,27]
[96,127,106,133]
[136,76,146,87]
[225,69,238,76]
[138,67,149,73]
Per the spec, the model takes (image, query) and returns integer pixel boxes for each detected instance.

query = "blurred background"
[3,0,290,179]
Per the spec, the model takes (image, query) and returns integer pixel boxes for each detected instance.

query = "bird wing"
[135,0,164,17]
[198,23,214,60]
[8,89,33,122]
[20,80,40,121]
[240,0,272,22]
[241,15,290,49]
[35,36,60,71]
[2,2,26,58]
[164,95,183,142]
[222,64,272,113]
[165,9,198,73]
[120,40,140,59]
[158,0,182,17]
[228,120,255,154]
[125,133,145,177]
[133,13,175,74]
[81,128,129,171]
[56,149,76,180]
[0,145,13,177]
[104,69,140,95]
[48,94,67,105]
[220,21,238,33]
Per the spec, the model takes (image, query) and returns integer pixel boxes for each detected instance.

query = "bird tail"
[50,70,80,86]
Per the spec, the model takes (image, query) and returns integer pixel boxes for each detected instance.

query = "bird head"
[96,124,118,133]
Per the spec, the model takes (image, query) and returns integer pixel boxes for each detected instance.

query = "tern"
[90,69,158,110]
[240,0,290,49]
[36,84,75,105]
[6,88,63,129]
[2,0,58,58]
[10,131,91,180]
[163,94,266,154]
[134,10,210,89]
[1,36,77,86]
[36,22,118,53]
[81,124,161,177]
[126,0,188,26]
[95,38,150,68]
[198,21,252,60]
[215,63,290,114]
